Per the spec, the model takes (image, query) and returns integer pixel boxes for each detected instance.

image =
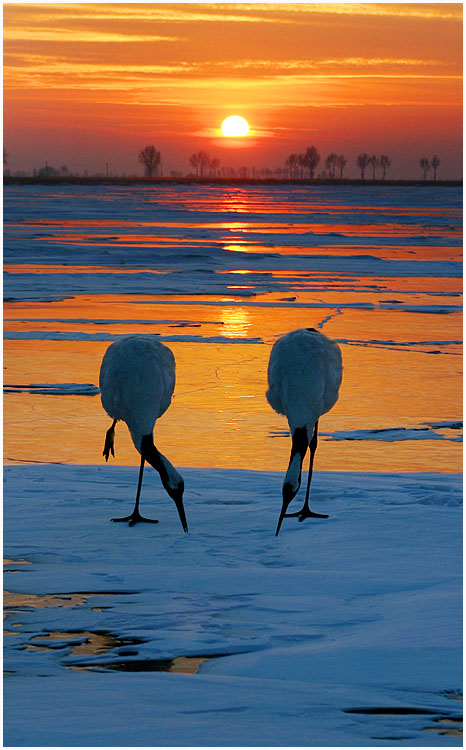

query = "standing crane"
[99,335,188,532]
[266,328,342,536]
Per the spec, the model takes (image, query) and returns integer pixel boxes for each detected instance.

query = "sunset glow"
[3,3,462,178]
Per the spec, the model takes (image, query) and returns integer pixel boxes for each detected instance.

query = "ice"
[3,331,262,343]
[4,183,462,302]
[321,426,463,443]
[4,465,462,746]
[4,382,100,395]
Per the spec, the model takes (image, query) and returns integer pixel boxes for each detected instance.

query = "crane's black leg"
[111,455,159,526]
[103,420,117,461]
[285,421,328,521]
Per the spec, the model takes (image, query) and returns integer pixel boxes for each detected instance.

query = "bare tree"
[303,146,320,179]
[297,153,306,178]
[285,153,299,178]
[261,168,273,178]
[420,157,431,180]
[336,154,347,179]
[189,153,199,175]
[431,154,440,181]
[379,154,391,180]
[221,166,236,178]
[190,150,211,177]
[368,154,380,180]
[209,157,220,177]
[3,147,7,166]
[325,152,338,179]
[138,145,161,177]
[356,153,370,180]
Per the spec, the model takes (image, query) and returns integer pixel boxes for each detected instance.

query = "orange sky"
[3,3,463,178]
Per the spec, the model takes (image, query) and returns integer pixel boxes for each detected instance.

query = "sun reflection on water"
[220,307,251,337]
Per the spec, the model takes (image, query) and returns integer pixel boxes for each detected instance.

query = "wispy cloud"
[6,2,461,29]
[270,3,463,20]
[4,27,181,43]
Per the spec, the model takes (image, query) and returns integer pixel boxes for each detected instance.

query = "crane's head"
[164,475,188,533]
[275,454,302,536]
[141,435,188,532]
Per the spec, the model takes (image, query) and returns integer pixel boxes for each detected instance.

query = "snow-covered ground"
[4,465,462,746]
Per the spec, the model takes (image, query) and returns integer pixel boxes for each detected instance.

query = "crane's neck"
[284,425,311,495]
[140,434,183,491]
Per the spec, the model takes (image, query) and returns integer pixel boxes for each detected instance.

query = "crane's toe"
[111,511,159,526]
[299,509,329,521]
[285,508,329,521]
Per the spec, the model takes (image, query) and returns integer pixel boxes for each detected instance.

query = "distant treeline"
[3,176,462,187]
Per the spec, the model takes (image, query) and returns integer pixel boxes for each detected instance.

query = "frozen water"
[3,465,462,746]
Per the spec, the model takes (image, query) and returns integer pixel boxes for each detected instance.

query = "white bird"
[266,328,342,536]
[99,335,188,532]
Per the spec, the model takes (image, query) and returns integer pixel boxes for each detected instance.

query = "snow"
[4,465,462,746]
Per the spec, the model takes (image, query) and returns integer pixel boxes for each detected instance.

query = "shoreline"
[4,175,462,187]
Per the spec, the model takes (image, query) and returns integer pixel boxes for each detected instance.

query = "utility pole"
[105,162,109,178]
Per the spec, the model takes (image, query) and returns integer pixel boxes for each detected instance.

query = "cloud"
[4,27,181,43]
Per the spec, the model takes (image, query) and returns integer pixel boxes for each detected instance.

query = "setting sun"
[221,115,250,138]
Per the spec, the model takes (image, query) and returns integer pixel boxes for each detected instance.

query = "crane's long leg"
[111,455,159,526]
[285,421,328,522]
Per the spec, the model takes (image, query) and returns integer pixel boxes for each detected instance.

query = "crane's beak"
[275,482,295,536]
[173,490,188,533]
[164,483,188,533]
[275,506,287,536]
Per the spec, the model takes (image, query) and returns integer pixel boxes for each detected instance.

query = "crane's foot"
[111,511,159,527]
[285,507,328,522]
[103,424,115,462]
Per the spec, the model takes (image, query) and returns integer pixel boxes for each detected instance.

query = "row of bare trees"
[285,148,392,180]
[284,147,322,179]
[356,153,391,180]
[139,143,441,181]
[189,150,221,177]
[420,155,440,180]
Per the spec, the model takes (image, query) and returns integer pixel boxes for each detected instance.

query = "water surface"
[4,183,462,472]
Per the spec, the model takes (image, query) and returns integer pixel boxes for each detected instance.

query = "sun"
[221,115,250,137]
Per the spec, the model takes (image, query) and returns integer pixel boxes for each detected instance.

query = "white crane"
[99,335,188,532]
[266,328,342,536]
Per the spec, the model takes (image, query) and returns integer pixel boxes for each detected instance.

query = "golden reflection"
[4,590,89,613]
[3,291,462,473]
[28,631,122,656]
[4,558,31,566]
[3,589,127,622]
[67,654,212,674]
[220,307,251,337]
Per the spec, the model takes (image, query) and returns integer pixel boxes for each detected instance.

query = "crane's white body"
[267,328,342,515]
[267,328,342,437]
[100,335,176,453]
[99,335,187,533]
